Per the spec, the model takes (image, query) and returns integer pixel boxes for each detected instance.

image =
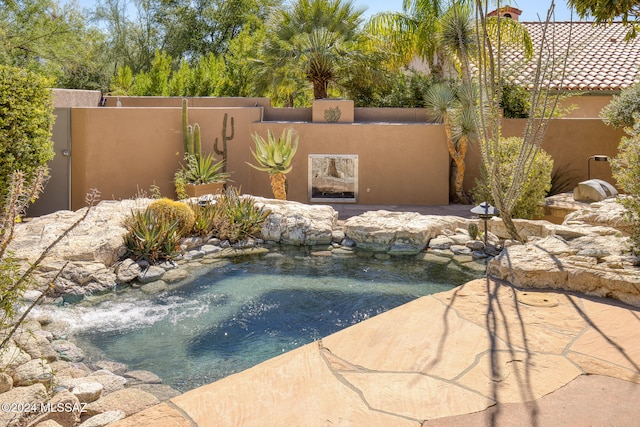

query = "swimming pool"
[63,248,483,392]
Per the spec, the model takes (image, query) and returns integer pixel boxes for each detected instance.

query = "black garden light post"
[470,202,499,246]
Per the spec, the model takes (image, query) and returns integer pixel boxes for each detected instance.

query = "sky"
[74,0,582,22]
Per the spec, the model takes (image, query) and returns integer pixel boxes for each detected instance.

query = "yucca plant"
[247,128,298,200]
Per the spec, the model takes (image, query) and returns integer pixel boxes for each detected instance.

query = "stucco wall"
[463,118,623,193]
[246,123,450,205]
[69,98,624,210]
[70,107,263,209]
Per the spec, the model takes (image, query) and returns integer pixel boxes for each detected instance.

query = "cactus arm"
[193,123,201,160]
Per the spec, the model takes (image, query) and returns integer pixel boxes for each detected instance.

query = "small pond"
[53,247,484,392]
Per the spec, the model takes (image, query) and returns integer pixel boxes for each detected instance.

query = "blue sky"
[75,1,581,22]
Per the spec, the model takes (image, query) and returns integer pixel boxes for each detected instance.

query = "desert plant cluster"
[123,187,271,264]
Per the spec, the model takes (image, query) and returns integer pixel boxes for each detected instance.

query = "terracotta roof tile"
[503,22,640,91]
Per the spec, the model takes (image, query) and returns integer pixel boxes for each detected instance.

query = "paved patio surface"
[112,277,640,427]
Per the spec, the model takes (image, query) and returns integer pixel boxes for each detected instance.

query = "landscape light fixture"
[470,202,499,246]
[587,155,610,180]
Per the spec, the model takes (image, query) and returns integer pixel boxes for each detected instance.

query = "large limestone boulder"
[0,383,48,426]
[564,198,634,235]
[9,199,152,267]
[489,233,640,307]
[254,198,338,245]
[12,359,53,386]
[84,388,159,417]
[28,390,82,427]
[343,211,468,253]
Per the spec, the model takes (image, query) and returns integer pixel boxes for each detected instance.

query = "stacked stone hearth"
[1,196,638,426]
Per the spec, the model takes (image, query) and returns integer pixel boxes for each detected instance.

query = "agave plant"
[183,153,229,185]
[247,128,299,200]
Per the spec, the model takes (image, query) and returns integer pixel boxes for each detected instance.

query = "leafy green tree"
[0,65,54,201]
[600,82,640,253]
[611,120,640,253]
[601,82,640,128]
[1,0,108,89]
[257,0,379,104]
[218,26,267,97]
[568,0,640,38]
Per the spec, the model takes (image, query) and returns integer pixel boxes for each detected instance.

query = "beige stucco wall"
[70,107,263,209]
[560,94,613,118]
[463,118,623,193]
[246,123,450,205]
[69,96,624,210]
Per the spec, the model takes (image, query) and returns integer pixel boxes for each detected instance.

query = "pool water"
[64,249,483,392]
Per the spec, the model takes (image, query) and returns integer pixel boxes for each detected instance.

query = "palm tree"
[256,0,370,103]
[368,1,532,202]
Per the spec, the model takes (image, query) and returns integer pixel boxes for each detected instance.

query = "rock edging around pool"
[7,197,640,307]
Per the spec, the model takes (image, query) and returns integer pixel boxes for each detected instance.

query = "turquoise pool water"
[61,249,482,392]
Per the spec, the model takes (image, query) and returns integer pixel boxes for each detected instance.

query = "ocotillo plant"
[214,113,234,173]
[182,99,201,159]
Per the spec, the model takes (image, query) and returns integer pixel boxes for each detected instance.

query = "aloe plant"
[247,128,299,200]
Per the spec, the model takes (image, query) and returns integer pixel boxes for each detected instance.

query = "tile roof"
[504,22,640,92]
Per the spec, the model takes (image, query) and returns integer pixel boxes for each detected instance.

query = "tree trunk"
[500,209,523,243]
[313,79,328,99]
[270,173,287,200]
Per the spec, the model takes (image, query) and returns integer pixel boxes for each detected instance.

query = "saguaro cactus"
[182,99,201,159]
[214,113,234,173]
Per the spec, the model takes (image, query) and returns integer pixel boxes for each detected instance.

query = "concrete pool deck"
[112,277,640,426]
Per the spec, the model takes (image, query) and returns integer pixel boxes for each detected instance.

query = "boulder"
[9,199,152,267]
[12,329,58,362]
[343,211,468,252]
[137,266,165,283]
[123,370,162,386]
[573,179,618,203]
[0,372,13,393]
[27,390,82,427]
[86,372,127,394]
[51,340,85,362]
[140,280,168,294]
[0,346,33,371]
[12,359,53,386]
[114,259,141,283]
[488,232,640,308]
[255,198,338,245]
[92,361,127,376]
[77,410,126,427]
[0,383,48,427]
[84,389,159,417]
[71,381,103,403]
[564,198,634,234]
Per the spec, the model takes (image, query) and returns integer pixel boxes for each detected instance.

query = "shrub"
[123,208,182,263]
[601,83,640,128]
[204,187,271,243]
[612,121,640,253]
[500,80,530,118]
[147,198,195,236]
[0,65,55,200]
[473,136,553,219]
